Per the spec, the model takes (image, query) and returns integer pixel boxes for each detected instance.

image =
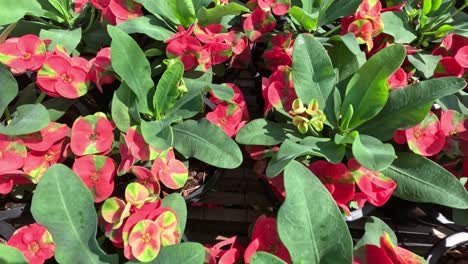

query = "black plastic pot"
[183,169,222,203]
[426,231,468,263]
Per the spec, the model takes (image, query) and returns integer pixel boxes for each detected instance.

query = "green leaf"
[0,244,29,264]
[278,160,353,264]
[0,104,50,135]
[438,91,468,115]
[320,0,362,25]
[134,0,179,26]
[235,119,301,146]
[116,16,173,41]
[250,252,288,264]
[329,33,366,83]
[354,216,397,249]
[154,61,184,119]
[383,152,468,209]
[0,64,18,117]
[167,85,203,119]
[169,0,196,27]
[266,138,345,177]
[352,134,395,171]
[292,34,338,125]
[31,164,116,264]
[173,119,242,169]
[289,6,318,31]
[407,53,441,79]
[43,97,74,122]
[112,83,140,132]
[126,242,206,264]
[108,25,154,114]
[197,3,249,26]
[39,28,81,54]
[0,0,45,26]
[161,193,187,242]
[359,77,467,140]
[141,117,179,149]
[381,11,417,43]
[453,208,468,226]
[341,45,406,130]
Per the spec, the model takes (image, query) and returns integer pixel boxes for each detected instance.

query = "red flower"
[194,24,227,44]
[132,166,160,195]
[441,110,468,157]
[100,0,143,25]
[151,148,188,190]
[72,155,116,203]
[388,68,408,90]
[166,35,203,71]
[432,34,468,57]
[262,65,296,114]
[36,54,89,98]
[70,113,114,156]
[348,159,396,207]
[89,47,115,92]
[244,216,291,264]
[206,103,243,137]
[0,134,27,172]
[20,122,69,152]
[243,7,276,41]
[0,170,30,194]
[209,83,249,120]
[308,160,355,211]
[7,223,55,264]
[405,112,445,156]
[256,0,291,16]
[117,140,135,175]
[0,35,47,73]
[434,57,464,78]
[205,236,244,264]
[199,42,233,71]
[73,0,89,13]
[356,233,426,264]
[124,126,161,161]
[23,139,67,183]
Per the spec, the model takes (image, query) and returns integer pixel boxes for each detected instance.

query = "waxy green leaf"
[250,252,288,264]
[359,77,467,140]
[117,16,173,41]
[154,60,184,119]
[31,164,116,264]
[278,160,353,264]
[112,83,140,132]
[354,217,398,250]
[126,242,206,264]
[341,45,406,130]
[0,245,28,264]
[0,0,44,26]
[0,64,18,117]
[40,27,82,54]
[352,134,396,171]
[197,3,249,26]
[173,119,242,169]
[236,119,301,146]
[383,152,468,209]
[161,193,187,242]
[108,25,154,114]
[0,104,50,135]
[293,34,339,125]
[168,0,196,27]
[381,11,417,43]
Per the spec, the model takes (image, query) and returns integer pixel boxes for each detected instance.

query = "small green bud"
[290,99,306,115]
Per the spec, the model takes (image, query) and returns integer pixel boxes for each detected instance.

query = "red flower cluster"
[166,23,249,71]
[74,0,143,25]
[205,236,245,264]
[309,159,396,213]
[100,183,180,262]
[0,35,114,98]
[207,84,249,137]
[0,122,70,193]
[395,110,468,158]
[262,65,297,114]
[7,223,55,264]
[433,34,468,78]
[341,0,385,50]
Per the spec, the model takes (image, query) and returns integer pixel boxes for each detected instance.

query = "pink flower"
[388,68,408,90]
[23,139,67,183]
[72,155,116,203]
[99,0,143,25]
[309,160,355,211]
[206,103,243,137]
[36,54,89,98]
[70,113,114,156]
[0,35,47,73]
[405,112,445,156]
[244,216,291,264]
[243,7,276,41]
[166,36,203,71]
[89,47,115,92]
[348,159,396,207]
[262,66,296,114]
[7,223,55,264]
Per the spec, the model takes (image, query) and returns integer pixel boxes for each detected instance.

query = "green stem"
[4,108,11,122]
[322,25,341,37]
[35,93,47,104]
[28,15,62,29]
[83,8,96,34]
